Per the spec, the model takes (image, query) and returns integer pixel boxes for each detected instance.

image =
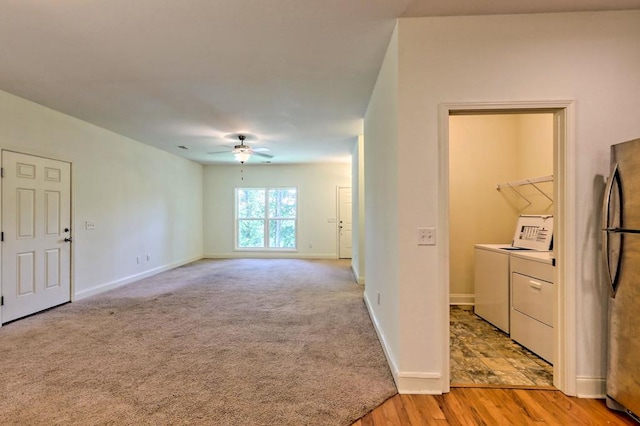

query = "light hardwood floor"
[352,388,637,425]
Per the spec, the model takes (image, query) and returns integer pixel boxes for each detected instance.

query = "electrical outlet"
[308,242,313,248]
[136,256,140,264]
[377,291,380,305]
[418,227,436,246]
[146,254,151,261]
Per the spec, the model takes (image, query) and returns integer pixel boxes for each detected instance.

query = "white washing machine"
[474,215,554,334]
[474,244,512,332]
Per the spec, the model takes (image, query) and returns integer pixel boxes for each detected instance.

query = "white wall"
[365,11,640,394]
[351,134,365,283]
[363,25,401,378]
[0,90,203,300]
[202,163,351,258]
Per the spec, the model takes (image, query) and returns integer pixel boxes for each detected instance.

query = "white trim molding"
[449,294,474,306]
[363,291,399,381]
[204,253,337,260]
[396,372,443,395]
[74,255,202,301]
[351,263,365,285]
[439,100,576,396]
[576,376,606,398]
[364,292,442,395]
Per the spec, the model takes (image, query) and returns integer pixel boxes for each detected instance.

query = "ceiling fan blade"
[207,136,271,159]
[254,152,274,159]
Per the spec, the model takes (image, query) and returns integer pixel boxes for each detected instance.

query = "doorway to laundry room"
[448,110,557,388]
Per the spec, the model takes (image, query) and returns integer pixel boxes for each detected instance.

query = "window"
[236,187,297,249]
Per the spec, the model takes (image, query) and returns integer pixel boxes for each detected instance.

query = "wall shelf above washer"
[496,175,553,205]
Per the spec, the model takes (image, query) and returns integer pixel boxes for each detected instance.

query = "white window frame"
[234,187,298,251]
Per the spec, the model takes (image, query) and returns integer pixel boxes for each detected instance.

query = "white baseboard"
[576,376,606,398]
[351,264,365,284]
[363,292,443,395]
[363,291,399,377]
[74,255,202,301]
[449,293,474,306]
[203,252,337,259]
[396,372,443,394]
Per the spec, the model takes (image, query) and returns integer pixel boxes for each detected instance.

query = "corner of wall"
[351,262,365,285]
[364,290,443,395]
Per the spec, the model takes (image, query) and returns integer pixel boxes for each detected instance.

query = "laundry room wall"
[514,113,554,215]
[448,114,518,304]
[449,113,553,303]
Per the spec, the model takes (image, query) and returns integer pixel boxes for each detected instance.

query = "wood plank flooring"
[352,388,638,425]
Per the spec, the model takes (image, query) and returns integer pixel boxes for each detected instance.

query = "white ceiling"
[1,1,639,164]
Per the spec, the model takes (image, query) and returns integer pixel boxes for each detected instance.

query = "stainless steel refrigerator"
[602,137,640,421]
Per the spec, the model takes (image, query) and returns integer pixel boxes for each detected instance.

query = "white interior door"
[338,187,352,259]
[2,151,71,323]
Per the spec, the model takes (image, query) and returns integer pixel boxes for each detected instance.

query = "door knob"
[64,237,73,243]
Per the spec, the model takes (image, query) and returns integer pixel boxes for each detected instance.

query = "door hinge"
[1,231,3,242]
[0,167,3,178]
[1,296,3,306]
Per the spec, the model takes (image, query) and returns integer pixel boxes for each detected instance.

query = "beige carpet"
[0,259,396,425]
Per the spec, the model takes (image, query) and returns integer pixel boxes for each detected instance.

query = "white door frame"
[438,100,576,396]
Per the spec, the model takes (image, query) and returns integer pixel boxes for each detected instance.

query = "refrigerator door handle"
[602,164,623,297]
[604,227,640,234]
[602,164,618,229]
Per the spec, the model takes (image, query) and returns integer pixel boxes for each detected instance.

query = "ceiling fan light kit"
[233,148,253,163]
[232,135,253,163]
[208,134,273,163]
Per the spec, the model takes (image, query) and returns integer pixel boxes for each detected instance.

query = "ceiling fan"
[208,134,273,163]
